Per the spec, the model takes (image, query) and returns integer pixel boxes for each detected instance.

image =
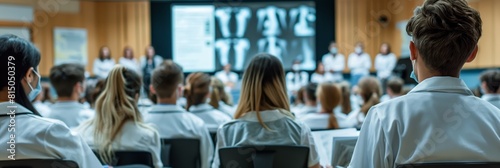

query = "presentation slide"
[172,2,315,72]
[172,5,215,72]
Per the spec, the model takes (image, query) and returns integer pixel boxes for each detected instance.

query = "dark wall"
[150,0,335,71]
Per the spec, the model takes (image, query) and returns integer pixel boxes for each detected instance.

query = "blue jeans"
[350,74,365,86]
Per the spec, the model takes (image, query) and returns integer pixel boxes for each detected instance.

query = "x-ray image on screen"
[214,2,316,71]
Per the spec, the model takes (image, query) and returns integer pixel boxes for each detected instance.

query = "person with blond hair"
[74,65,162,168]
[350,0,500,167]
[185,72,232,131]
[211,53,321,168]
[300,82,341,130]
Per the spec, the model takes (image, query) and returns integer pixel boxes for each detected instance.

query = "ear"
[466,45,478,63]
[409,41,418,61]
[24,67,35,83]
[149,84,156,94]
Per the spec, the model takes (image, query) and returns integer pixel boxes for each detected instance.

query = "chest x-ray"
[289,5,316,69]
[257,6,287,37]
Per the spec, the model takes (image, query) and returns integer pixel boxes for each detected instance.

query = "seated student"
[349,1,500,167]
[212,53,321,168]
[294,83,319,117]
[349,76,382,128]
[144,60,213,168]
[74,65,162,168]
[46,63,94,128]
[290,86,306,113]
[480,69,500,108]
[0,34,102,167]
[185,72,232,131]
[334,81,359,128]
[209,77,235,117]
[32,83,53,116]
[380,77,405,102]
[300,83,341,130]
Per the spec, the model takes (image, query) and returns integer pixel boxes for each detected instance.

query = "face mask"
[330,48,338,54]
[355,47,363,54]
[292,64,300,71]
[410,60,419,83]
[27,69,41,102]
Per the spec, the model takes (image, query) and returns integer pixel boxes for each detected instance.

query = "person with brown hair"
[293,83,317,117]
[322,41,345,82]
[374,43,397,88]
[350,0,500,167]
[140,46,163,96]
[380,77,405,102]
[480,69,500,108]
[144,60,213,168]
[92,46,116,79]
[300,83,340,130]
[119,46,141,74]
[310,62,333,84]
[209,77,235,116]
[185,72,232,131]
[212,53,321,168]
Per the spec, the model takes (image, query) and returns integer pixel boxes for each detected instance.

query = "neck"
[305,100,316,107]
[417,66,458,82]
[319,107,330,114]
[389,94,401,98]
[0,88,9,102]
[157,96,177,105]
[57,96,78,102]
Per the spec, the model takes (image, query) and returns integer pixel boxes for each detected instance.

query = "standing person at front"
[349,1,500,167]
[348,42,371,86]
[74,65,163,168]
[140,46,163,96]
[119,46,141,75]
[374,43,397,90]
[0,34,102,167]
[46,63,94,128]
[145,60,214,168]
[93,46,115,79]
[322,41,345,82]
[215,64,239,92]
[212,53,321,168]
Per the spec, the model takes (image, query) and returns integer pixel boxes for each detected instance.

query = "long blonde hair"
[317,83,341,129]
[90,65,151,164]
[209,77,233,109]
[358,76,382,115]
[234,53,292,129]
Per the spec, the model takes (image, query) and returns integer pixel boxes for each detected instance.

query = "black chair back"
[0,159,78,168]
[161,138,200,168]
[209,132,217,146]
[93,150,154,168]
[397,162,500,168]
[219,145,309,168]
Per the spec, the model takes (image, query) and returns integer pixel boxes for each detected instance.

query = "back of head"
[49,63,85,98]
[90,79,106,108]
[185,72,211,110]
[338,81,352,114]
[406,0,482,75]
[358,76,382,114]
[387,77,404,95]
[209,77,232,109]
[295,86,306,105]
[305,83,318,103]
[235,53,291,127]
[92,65,143,164]
[316,83,341,129]
[480,69,500,94]
[0,34,41,115]
[151,60,184,99]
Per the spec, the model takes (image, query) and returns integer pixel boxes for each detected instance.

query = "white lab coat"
[92,58,116,79]
[349,77,500,168]
[144,104,214,168]
[334,109,364,129]
[293,105,318,118]
[45,101,94,128]
[482,94,500,109]
[347,53,371,76]
[310,73,333,84]
[215,71,239,85]
[0,102,102,168]
[217,101,236,117]
[374,53,397,79]
[286,71,309,93]
[119,57,142,75]
[32,101,51,117]
[300,113,330,130]
[189,103,232,132]
[322,53,345,82]
[74,120,163,168]
[212,109,320,168]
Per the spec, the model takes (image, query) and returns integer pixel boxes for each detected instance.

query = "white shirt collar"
[239,109,292,122]
[482,94,500,101]
[408,76,473,95]
[0,102,32,115]
[189,103,214,113]
[149,104,186,113]
[51,101,84,108]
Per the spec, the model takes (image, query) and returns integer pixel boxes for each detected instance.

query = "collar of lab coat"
[482,94,500,101]
[148,104,186,113]
[0,102,32,115]
[301,105,318,114]
[51,101,85,108]
[239,109,291,122]
[189,103,214,113]
[408,76,473,95]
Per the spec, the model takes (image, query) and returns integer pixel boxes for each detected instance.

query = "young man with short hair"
[349,0,500,167]
[380,77,404,102]
[144,60,213,168]
[47,63,93,128]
